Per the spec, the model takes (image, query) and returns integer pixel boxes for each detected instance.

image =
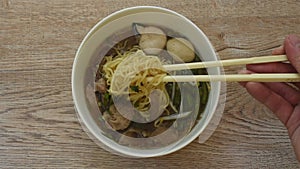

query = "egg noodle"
[103,49,169,114]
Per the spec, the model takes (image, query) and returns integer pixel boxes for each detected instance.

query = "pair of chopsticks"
[162,55,300,82]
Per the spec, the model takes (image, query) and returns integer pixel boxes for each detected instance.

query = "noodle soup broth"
[93,24,210,148]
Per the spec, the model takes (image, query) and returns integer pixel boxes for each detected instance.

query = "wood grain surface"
[1,0,300,168]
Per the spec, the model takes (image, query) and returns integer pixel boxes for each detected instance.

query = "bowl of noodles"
[72,6,225,158]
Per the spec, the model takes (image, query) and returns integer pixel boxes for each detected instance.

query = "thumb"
[284,34,300,73]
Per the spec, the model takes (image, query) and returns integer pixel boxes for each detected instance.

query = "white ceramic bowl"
[72,6,224,158]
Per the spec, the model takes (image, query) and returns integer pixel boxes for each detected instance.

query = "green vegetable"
[102,92,112,112]
[197,82,210,119]
[130,85,139,92]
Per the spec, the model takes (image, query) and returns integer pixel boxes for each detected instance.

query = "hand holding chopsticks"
[162,55,300,82]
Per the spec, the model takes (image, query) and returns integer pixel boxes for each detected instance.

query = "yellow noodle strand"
[102,50,169,116]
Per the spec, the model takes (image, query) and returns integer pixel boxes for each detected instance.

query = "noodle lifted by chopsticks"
[103,50,169,113]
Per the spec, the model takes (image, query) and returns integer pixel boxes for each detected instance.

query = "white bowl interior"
[72,6,222,158]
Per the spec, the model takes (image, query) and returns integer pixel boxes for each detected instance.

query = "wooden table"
[1,0,300,168]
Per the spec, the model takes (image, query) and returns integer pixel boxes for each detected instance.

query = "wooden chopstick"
[163,55,288,71]
[163,73,300,82]
[161,55,300,82]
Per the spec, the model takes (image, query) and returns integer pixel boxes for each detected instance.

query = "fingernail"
[287,35,300,48]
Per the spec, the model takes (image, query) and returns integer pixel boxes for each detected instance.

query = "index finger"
[284,35,300,73]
